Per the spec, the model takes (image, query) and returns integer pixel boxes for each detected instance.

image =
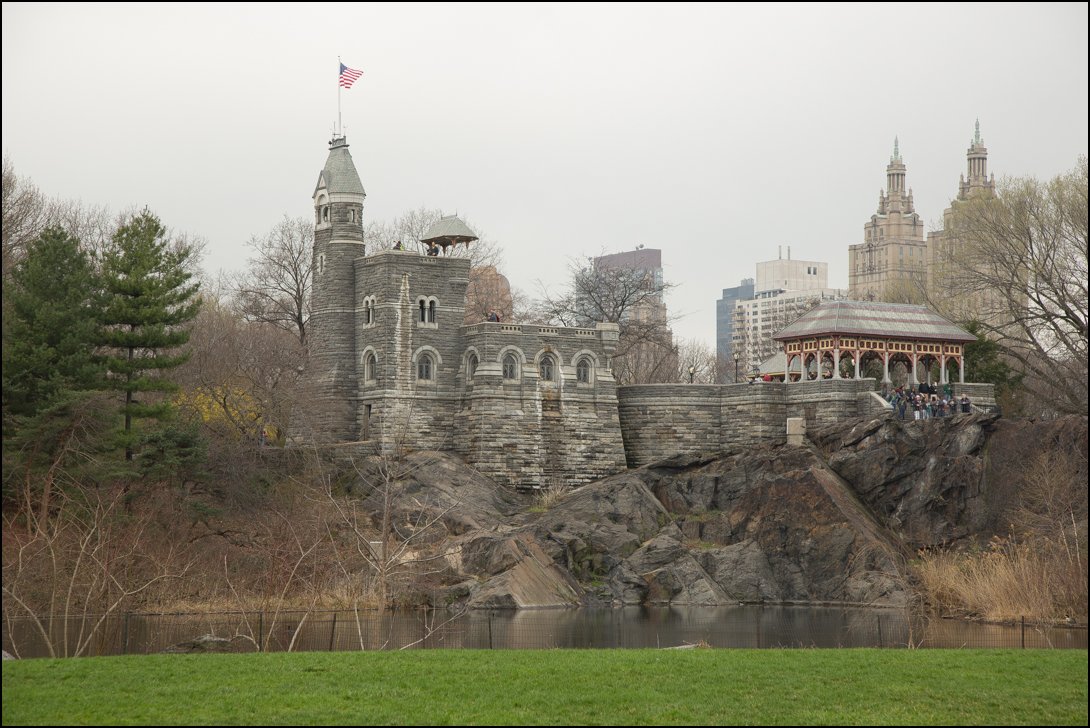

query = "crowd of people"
[885,383,971,420]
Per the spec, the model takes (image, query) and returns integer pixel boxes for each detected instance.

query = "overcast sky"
[3,3,1087,346]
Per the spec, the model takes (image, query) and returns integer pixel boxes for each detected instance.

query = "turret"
[307,135,367,440]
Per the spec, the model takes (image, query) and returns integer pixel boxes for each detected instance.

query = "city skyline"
[3,3,1086,346]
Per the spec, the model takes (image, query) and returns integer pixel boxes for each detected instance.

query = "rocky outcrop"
[809,414,1088,549]
[436,445,907,608]
[363,414,1088,610]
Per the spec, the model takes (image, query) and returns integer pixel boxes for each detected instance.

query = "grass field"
[3,649,1087,725]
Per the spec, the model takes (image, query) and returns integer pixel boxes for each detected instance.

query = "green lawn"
[3,649,1086,725]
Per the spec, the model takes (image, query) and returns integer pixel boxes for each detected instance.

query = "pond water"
[4,605,1085,658]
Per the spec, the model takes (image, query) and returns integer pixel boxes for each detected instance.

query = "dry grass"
[915,447,1089,624]
[532,483,569,511]
[914,535,1087,623]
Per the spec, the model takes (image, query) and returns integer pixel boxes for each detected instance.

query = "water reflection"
[4,606,1085,658]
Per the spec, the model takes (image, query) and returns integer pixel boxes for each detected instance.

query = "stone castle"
[305,135,995,489]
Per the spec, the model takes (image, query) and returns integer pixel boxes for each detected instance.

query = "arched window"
[428,300,436,324]
[365,353,377,382]
[419,300,427,323]
[502,353,518,380]
[576,358,591,384]
[539,355,555,382]
[467,353,479,380]
[322,206,330,223]
[417,354,433,381]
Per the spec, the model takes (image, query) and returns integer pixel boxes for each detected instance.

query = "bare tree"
[2,483,190,658]
[941,158,1088,415]
[2,156,49,280]
[364,205,504,269]
[175,294,305,448]
[233,216,312,346]
[675,338,719,383]
[536,255,678,384]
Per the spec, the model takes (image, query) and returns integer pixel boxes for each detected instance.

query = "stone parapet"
[617,385,723,468]
[618,379,889,466]
[952,382,998,413]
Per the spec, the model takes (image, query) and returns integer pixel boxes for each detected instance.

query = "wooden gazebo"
[772,301,976,384]
[420,214,478,253]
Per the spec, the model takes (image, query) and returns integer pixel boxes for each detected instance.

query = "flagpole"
[337,56,342,138]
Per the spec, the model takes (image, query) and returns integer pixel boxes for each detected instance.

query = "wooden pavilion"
[772,301,976,384]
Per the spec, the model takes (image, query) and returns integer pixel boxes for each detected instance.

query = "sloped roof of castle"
[421,214,478,246]
[772,301,975,342]
[313,137,365,197]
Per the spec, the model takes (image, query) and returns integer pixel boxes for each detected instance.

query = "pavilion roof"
[772,301,976,343]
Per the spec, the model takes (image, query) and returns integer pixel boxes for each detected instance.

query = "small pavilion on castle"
[772,301,976,385]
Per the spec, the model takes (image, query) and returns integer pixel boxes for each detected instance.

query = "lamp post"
[688,365,696,384]
[733,352,739,383]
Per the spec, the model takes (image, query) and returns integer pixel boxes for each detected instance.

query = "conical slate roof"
[420,214,478,247]
[772,301,975,342]
[313,137,365,197]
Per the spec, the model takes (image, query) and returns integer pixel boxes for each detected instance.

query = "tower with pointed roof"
[847,138,927,301]
[307,135,368,440]
[925,120,1004,324]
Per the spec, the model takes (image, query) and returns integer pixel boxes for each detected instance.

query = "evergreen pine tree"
[2,227,101,417]
[97,211,201,459]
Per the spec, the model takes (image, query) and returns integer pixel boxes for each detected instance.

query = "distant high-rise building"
[755,246,827,295]
[847,139,927,302]
[925,121,1004,325]
[716,278,755,379]
[720,249,846,381]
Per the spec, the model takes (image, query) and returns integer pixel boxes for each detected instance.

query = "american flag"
[339,63,363,89]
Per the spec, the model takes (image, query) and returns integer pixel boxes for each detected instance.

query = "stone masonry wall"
[784,379,881,429]
[305,205,365,441]
[355,251,470,449]
[618,379,883,467]
[616,385,722,468]
[455,323,626,488]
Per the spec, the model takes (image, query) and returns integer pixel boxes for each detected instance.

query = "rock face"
[809,414,1088,550]
[369,414,1088,610]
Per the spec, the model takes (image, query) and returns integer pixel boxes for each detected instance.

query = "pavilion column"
[959,356,965,384]
[940,354,948,384]
[882,351,891,383]
[833,348,841,379]
[854,351,861,379]
[910,353,918,384]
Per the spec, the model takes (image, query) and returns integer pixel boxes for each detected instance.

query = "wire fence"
[4,606,1085,658]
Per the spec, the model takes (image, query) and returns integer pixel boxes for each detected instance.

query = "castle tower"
[848,139,926,301]
[354,216,473,449]
[307,135,367,440]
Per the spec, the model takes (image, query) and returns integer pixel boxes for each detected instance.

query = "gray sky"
[3,3,1087,346]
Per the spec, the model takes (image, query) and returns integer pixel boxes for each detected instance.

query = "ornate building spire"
[959,120,994,200]
[885,137,908,204]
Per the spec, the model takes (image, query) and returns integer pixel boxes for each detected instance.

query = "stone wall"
[455,322,626,488]
[952,382,998,413]
[615,385,723,468]
[784,379,883,429]
[618,379,884,467]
